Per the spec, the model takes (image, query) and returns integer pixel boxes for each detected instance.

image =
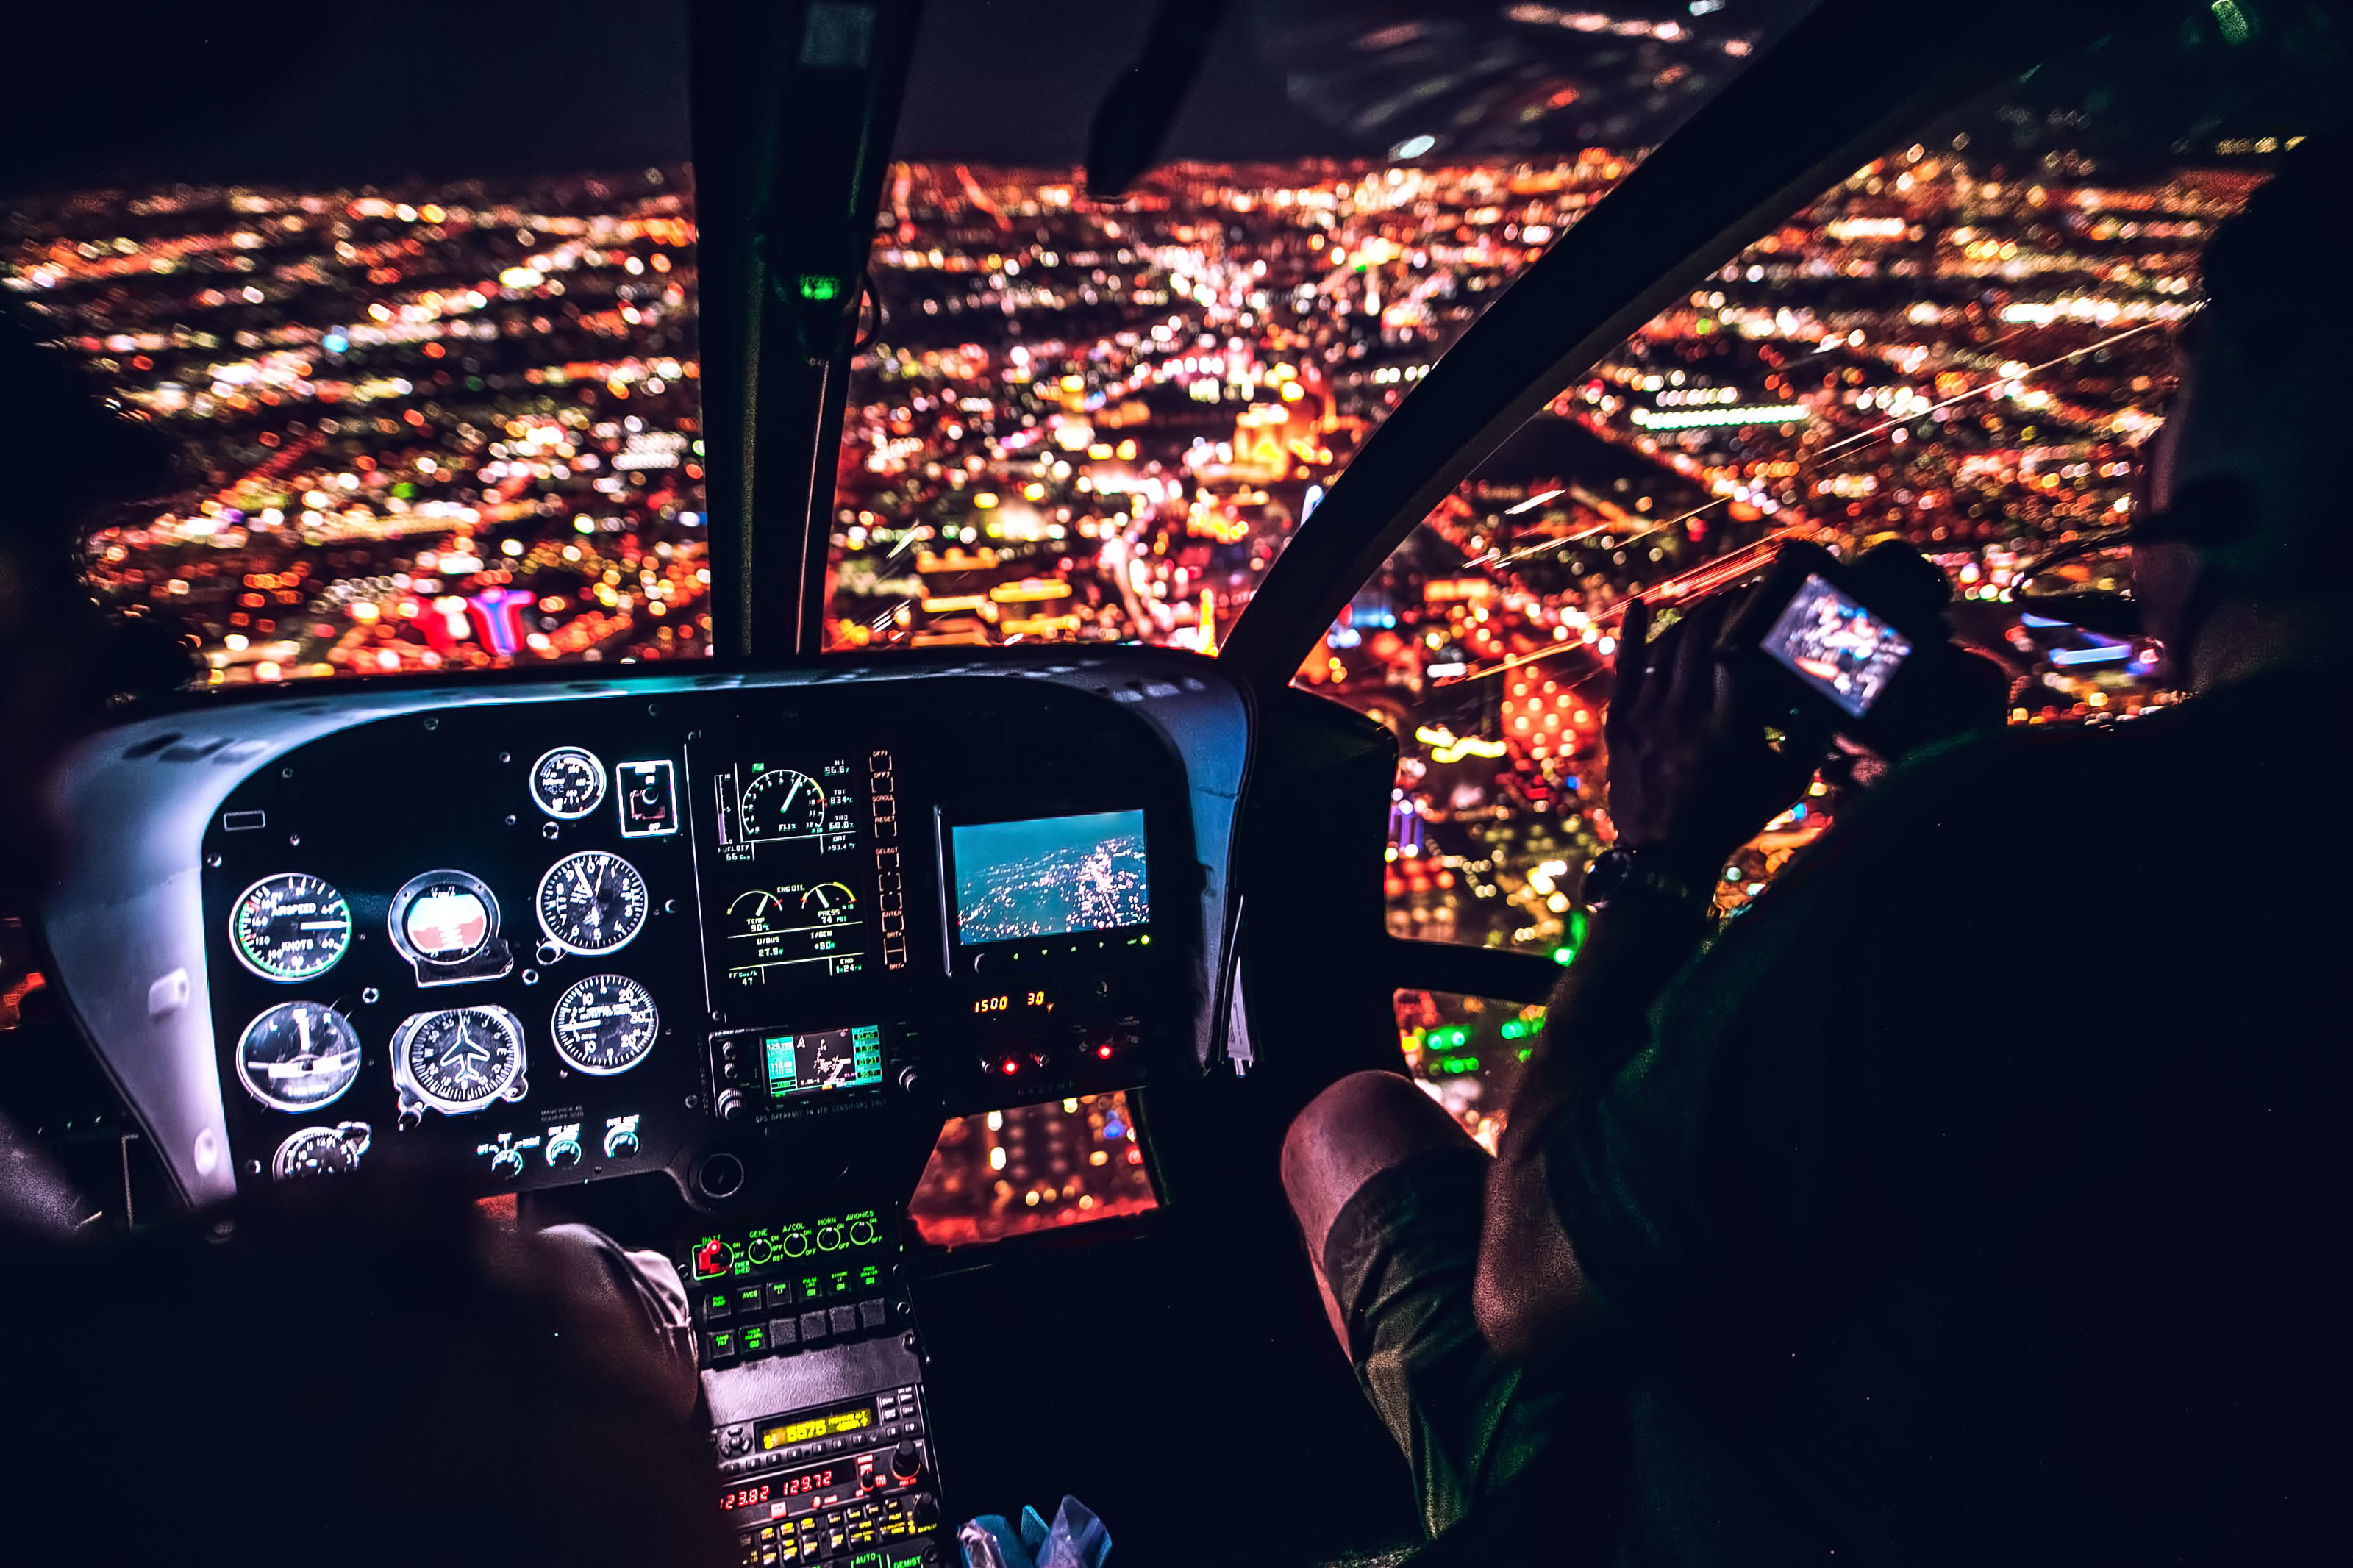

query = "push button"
[857,1298,888,1333]
[707,1329,738,1365]
[828,1304,859,1339]
[770,1315,800,1350]
[703,1291,732,1323]
[765,1281,796,1311]
[799,1309,832,1347]
[740,1323,770,1358]
[735,1284,766,1317]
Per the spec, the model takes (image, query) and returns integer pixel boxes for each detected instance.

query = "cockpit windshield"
[821,0,1822,651]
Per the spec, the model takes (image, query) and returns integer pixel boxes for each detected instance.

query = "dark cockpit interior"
[2,3,2346,1565]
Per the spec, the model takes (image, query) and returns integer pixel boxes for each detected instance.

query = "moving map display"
[951,811,1149,945]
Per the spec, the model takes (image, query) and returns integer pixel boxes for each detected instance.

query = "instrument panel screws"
[205,853,223,869]
[505,814,518,826]
[422,717,439,731]
[361,987,379,1004]
[542,822,560,840]
[280,767,294,779]
[288,834,301,847]
[521,969,540,986]
[498,752,512,764]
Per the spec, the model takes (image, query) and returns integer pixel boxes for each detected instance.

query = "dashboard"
[38,650,1250,1209]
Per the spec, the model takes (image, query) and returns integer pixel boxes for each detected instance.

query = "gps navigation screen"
[951,811,1149,944]
[1760,574,1914,718]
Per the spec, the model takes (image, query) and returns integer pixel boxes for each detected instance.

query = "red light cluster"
[1500,677,1595,762]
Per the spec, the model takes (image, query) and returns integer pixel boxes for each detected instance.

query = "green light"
[799,273,847,302]
[1516,1047,1533,1063]
[1501,1021,1524,1040]
[1552,946,1575,966]
[2211,0,2252,44]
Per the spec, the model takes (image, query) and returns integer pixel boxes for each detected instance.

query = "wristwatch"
[1582,846,1712,914]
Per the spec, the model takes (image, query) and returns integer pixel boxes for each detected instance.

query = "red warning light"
[1095,1044,1115,1060]
[999,1057,1020,1076]
[692,1237,730,1280]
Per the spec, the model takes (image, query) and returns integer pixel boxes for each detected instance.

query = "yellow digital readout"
[763,1408,873,1449]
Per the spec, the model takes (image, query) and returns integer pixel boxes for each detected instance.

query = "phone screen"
[1760,573,1913,717]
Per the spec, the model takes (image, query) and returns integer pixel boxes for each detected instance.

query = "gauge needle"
[295,1008,312,1058]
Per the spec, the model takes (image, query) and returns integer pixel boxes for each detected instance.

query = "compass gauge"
[549,974,659,1076]
[529,746,607,819]
[535,851,649,956]
[230,874,352,982]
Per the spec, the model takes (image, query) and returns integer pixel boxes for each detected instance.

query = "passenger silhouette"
[1287,135,2351,1564]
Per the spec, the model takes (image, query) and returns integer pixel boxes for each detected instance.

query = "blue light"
[2020,612,2071,628]
[2049,645,2132,666]
[323,332,349,354]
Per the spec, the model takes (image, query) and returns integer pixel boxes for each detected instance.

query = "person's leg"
[1282,1071,1567,1537]
[1282,1069,1479,1342]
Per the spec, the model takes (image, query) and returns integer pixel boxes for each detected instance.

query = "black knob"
[909,1494,939,1531]
[489,1148,524,1181]
[895,1064,924,1098]
[890,1440,922,1481]
[547,1142,581,1169]
[715,1089,746,1123]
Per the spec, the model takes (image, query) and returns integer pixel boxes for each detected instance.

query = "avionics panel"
[179,673,1204,1201]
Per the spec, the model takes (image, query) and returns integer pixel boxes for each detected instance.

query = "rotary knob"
[890,1441,923,1482]
[489,1146,525,1181]
[715,1089,747,1123]
[546,1140,582,1170]
[603,1125,640,1159]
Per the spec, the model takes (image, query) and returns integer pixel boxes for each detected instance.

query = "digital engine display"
[760,1025,885,1097]
[1760,573,1914,717]
[951,810,1149,945]
[760,1401,875,1450]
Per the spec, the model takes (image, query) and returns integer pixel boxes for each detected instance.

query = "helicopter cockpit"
[3,2,2338,1564]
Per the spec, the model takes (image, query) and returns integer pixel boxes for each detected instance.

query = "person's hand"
[1604,593,1818,881]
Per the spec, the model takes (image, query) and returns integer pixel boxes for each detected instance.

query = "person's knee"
[1282,1070,1479,1260]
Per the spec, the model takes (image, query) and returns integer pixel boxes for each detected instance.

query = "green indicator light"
[799,273,846,301]
[1517,1047,1533,1063]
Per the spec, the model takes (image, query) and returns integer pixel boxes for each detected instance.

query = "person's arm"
[1475,593,1815,1361]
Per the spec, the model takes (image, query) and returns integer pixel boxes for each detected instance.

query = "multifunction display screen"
[1760,574,1914,718]
[690,741,904,1009]
[761,1025,885,1097]
[950,811,1149,944]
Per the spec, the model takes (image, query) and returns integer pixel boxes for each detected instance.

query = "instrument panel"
[42,654,1246,1207]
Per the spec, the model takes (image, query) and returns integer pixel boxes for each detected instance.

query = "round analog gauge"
[739,768,828,840]
[272,1122,372,1180]
[389,870,501,967]
[529,746,607,820]
[229,873,353,983]
[535,851,649,956]
[393,1006,526,1114]
[549,974,660,1075]
[235,1000,365,1112]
